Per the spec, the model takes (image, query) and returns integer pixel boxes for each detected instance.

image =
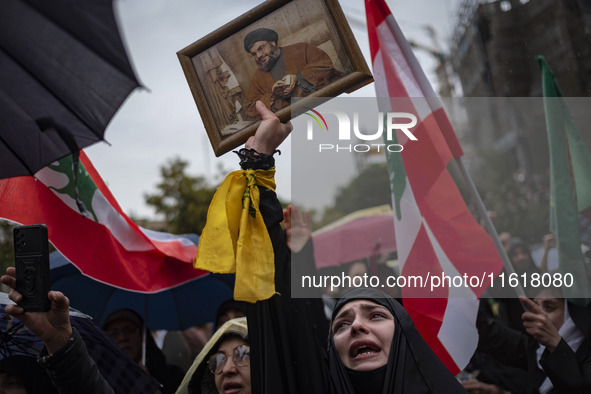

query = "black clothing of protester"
[144,326,186,394]
[0,355,58,394]
[474,240,543,392]
[477,301,591,393]
[474,303,529,393]
[38,328,115,394]
[213,298,249,331]
[246,184,331,394]
[346,365,386,393]
[103,308,184,394]
[328,289,467,394]
[244,150,465,393]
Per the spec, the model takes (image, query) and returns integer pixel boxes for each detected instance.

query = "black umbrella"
[0,0,140,179]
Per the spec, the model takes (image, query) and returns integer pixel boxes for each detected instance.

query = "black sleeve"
[246,181,330,394]
[540,338,591,393]
[475,311,529,368]
[38,328,115,394]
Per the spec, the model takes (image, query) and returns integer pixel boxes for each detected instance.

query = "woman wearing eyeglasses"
[176,317,249,394]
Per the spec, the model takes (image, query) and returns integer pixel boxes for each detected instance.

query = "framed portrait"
[177,0,373,156]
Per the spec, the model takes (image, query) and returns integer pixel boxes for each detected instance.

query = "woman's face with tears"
[332,300,395,371]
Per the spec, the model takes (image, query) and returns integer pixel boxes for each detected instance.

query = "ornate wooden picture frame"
[177,0,373,156]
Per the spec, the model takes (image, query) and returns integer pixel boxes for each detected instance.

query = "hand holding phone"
[14,224,51,312]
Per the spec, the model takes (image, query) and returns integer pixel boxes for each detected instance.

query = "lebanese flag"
[0,151,206,292]
[365,0,504,374]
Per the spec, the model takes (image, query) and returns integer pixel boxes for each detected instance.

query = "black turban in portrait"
[243,28,279,52]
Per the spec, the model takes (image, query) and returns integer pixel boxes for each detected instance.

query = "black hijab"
[328,288,467,394]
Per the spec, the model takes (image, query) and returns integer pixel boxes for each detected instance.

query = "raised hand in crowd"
[520,296,562,352]
[539,233,557,273]
[1,266,72,354]
[1,266,116,394]
[283,204,311,253]
[244,100,292,155]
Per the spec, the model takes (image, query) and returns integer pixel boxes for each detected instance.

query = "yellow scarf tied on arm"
[194,168,276,303]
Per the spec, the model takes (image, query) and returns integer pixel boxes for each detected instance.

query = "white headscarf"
[175,317,248,394]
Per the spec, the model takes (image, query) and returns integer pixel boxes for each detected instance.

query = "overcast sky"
[84,0,461,219]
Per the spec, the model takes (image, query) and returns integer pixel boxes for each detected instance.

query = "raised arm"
[520,297,591,392]
[242,102,329,394]
[1,267,115,394]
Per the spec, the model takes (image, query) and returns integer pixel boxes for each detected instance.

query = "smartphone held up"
[14,224,51,312]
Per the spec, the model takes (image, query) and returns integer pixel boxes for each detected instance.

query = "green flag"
[538,56,591,304]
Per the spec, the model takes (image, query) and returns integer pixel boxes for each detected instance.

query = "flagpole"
[454,158,527,299]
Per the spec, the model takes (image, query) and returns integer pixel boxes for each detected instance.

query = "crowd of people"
[1,102,590,393]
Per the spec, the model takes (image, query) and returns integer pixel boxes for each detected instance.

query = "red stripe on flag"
[432,109,464,160]
[368,0,463,158]
[365,0,387,61]
[400,228,463,373]
[404,298,460,372]
[401,116,501,296]
[80,151,197,263]
[406,167,501,296]
[399,227,459,369]
[400,225,446,298]
[0,176,205,292]
[398,110,454,196]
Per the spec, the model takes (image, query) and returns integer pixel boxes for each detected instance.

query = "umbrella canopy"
[312,205,397,268]
[0,292,161,394]
[0,0,140,179]
[50,245,235,330]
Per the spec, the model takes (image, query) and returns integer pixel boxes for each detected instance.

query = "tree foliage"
[144,157,217,235]
[315,163,392,229]
[334,163,392,214]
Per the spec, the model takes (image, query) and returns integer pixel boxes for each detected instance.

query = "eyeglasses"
[208,345,250,374]
[105,326,140,339]
[249,41,270,57]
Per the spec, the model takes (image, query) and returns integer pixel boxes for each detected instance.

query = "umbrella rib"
[96,286,118,327]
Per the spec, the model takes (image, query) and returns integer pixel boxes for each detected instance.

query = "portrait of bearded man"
[242,27,342,118]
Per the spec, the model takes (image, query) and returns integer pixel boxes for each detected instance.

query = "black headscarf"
[214,298,248,331]
[328,288,467,394]
[507,239,539,275]
[103,308,185,394]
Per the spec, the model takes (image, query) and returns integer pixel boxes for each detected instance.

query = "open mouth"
[349,341,380,359]
[223,382,243,393]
